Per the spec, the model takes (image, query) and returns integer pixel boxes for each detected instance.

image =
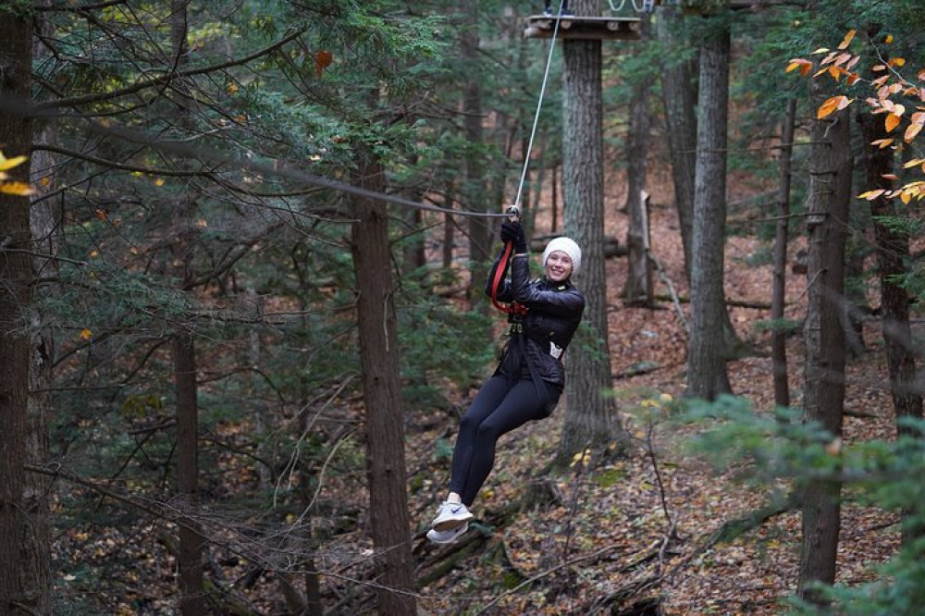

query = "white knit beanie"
[542,237,582,276]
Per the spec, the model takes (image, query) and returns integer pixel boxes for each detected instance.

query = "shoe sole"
[432,513,474,532]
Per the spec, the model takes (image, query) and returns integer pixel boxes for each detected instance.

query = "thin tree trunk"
[462,0,491,306]
[623,14,653,307]
[797,90,851,606]
[558,0,629,461]
[350,148,416,616]
[170,4,207,613]
[686,19,732,399]
[0,13,35,614]
[551,163,559,233]
[656,4,696,281]
[174,334,207,615]
[858,112,923,545]
[771,98,796,407]
[442,184,456,269]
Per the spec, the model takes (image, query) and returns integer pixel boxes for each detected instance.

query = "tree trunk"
[771,99,796,408]
[0,13,35,614]
[656,4,696,281]
[685,19,732,400]
[797,91,851,606]
[551,163,559,233]
[350,149,416,616]
[443,185,455,269]
[622,15,653,307]
[858,112,923,545]
[174,334,207,615]
[558,0,628,461]
[23,4,55,612]
[462,0,491,306]
[170,5,207,613]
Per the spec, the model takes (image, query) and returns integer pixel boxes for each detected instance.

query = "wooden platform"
[524,14,641,41]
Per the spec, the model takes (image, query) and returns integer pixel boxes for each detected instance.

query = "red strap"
[490,242,528,316]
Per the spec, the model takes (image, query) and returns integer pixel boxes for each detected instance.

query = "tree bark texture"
[559,0,627,460]
[174,334,207,615]
[0,13,35,614]
[656,4,696,281]
[462,0,491,306]
[686,20,732,400]
[623,15,653,308]
[797,96,851,604]
[350,150,416,616]
[170,4,207,613]
[771,99,796,408]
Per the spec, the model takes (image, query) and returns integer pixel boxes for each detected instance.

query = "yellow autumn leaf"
[884,34,894,44]
[811,47,830,55]
[902,158,925,168]
[889,57,906,67]
[0,152,28,171]
[0,182,35,196]
[870,138,894,149]
[79,328,93,340]
[154,178,165,186]
[858,189,886,200]
[900,190,912,204]
[885,113,902,133]
[837,29,856,50]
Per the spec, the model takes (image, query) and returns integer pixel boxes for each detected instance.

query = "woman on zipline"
[427,218,585,543]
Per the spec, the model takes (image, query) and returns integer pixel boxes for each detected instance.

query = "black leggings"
[449,376,561,506]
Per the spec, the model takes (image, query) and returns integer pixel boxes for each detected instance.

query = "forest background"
[1,0,924,614]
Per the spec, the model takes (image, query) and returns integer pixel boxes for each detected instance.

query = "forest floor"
[406,167,916,615]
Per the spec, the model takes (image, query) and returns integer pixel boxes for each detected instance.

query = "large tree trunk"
[0,13,35,614]
[858,112,923,545]
[170,5,207,614]
[622,15,653,307]
[797,91,851,606]
[23,4,55,613]
[771,99,796,407]
[656,4,696,281]
[558,0,628,461]
[685,19,732,400]
[350,149,416,615]
[462,0,491,306]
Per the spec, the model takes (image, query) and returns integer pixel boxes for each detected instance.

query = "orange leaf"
[904,122,923,142]
[847,73,861,85]
[870,138,894,149]
[801,62,813,77]
[837,29,856,50]
[0,182,34,196]
[817,96,844,119]
[315,50,333,77]
[888,57,906,67]
[885,113,902,133]
[785,61,802,73]
[79,328,93,341]
[828,66,843,81]
[900,190,912,204]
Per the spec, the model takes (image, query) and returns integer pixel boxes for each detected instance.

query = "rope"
[512,0,565,209]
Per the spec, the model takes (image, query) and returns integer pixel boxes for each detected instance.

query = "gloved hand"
[501,220,527,253]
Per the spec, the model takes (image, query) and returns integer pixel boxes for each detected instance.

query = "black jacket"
[485,251,585,387]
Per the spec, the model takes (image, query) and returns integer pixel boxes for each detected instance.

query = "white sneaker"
[431,501,474,531]
[426,522,469,544]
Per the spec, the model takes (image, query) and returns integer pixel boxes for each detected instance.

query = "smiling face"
[545,250,573,282]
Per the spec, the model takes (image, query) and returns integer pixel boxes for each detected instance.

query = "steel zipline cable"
[511,0,564,211]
